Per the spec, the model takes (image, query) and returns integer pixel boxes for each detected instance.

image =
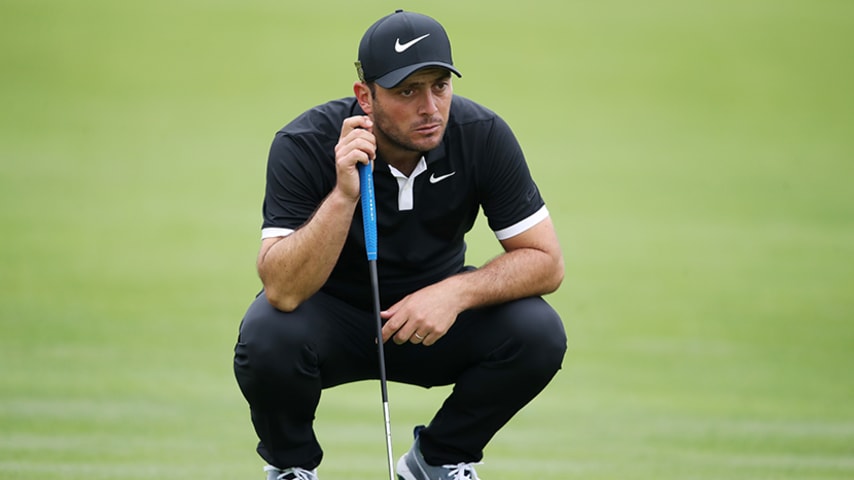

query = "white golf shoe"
[264,465,318,480]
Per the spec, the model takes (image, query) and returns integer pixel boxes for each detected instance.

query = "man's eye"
[400,89,414,97]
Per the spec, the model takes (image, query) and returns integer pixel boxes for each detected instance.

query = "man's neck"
[376,140,422,177]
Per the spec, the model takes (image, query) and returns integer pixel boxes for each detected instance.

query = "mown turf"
[1,1,852,479]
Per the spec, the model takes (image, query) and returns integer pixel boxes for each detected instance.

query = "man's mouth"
[414,122,442,135]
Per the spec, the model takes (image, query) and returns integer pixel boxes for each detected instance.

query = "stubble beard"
[371,101,445,155]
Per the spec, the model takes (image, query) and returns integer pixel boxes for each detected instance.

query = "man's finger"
[340,115,373,139]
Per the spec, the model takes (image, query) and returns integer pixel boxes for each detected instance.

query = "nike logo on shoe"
[429,171,456,184]
[395,34,431,53]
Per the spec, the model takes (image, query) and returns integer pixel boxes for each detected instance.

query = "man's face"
[370,68,453,155]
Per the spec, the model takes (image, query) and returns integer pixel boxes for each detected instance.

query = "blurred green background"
[1,0,852,479]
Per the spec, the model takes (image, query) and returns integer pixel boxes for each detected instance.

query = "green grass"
[2,0,853,479]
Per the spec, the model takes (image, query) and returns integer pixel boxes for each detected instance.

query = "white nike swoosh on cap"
[429,171,456,184]
[395,34,431,53]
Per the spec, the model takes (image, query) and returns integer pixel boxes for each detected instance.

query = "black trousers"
[233,289,566,470]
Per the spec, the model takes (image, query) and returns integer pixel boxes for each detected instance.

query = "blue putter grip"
[358,162,378,261]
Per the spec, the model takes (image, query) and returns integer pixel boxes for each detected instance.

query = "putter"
[357,161,395,480]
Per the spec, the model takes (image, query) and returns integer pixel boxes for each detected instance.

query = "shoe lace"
[441,462,482,480]
[275,467,317,480]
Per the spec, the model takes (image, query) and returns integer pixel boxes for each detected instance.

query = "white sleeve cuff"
[493,206,549,240]
[261,227,295,239]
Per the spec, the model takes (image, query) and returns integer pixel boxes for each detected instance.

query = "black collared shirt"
[261,95,548,309]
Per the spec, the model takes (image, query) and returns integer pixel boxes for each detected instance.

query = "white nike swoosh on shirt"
[429,172,456,184]
[395,34,431,53]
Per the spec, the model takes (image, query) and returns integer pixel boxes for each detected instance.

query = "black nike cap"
[356,10,462,89]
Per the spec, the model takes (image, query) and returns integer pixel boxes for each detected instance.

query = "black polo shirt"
[261,95,549,310]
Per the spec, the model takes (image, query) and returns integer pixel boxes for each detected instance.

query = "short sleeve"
[261,133,335,237]
[478,115,547,237]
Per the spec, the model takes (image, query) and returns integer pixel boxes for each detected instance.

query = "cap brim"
[374,62,462,89]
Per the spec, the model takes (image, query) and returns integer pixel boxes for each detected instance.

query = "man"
[234,10,567,480]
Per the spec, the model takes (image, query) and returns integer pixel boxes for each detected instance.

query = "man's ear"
[353,82,373,114]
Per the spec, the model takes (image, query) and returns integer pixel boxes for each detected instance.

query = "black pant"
[233,290,566,470]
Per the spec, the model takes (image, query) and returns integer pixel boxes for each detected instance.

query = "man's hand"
[334,115,376,200]
[377,218,564,345]
[380,280,465,346]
